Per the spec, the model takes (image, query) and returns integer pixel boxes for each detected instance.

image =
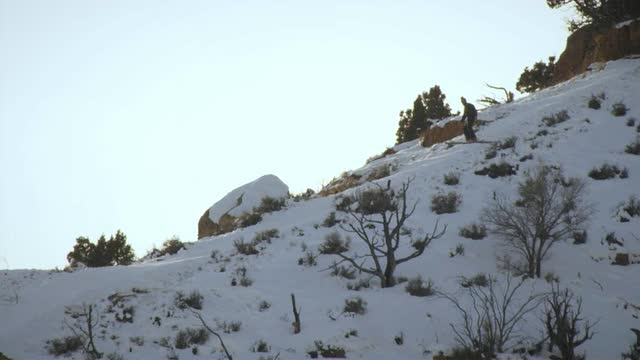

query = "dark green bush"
[405,276,435,297]
[625,138,640,155]
[159,236,185,256]
[250,340,270,353]
[474,162,517,178]
[499,136,517,150]
[458,223,487,240]
[239,212,262,228]
[588,96,601,110]
[612,102,628,117]
[443,172,460,186]
[516,57,555,93]
[588,163,627,180]
[67,230,135,267]
[485,146,498,160]
[255,196,286,214]
[307,341,347,359]
[627,118,636,127]
[431,191,462,214]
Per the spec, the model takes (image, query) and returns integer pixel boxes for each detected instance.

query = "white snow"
[1,59,640,360]
[207,174,289,222]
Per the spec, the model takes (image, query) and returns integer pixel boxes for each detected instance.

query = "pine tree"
[395,109,413,144]
[423,85,452,121]
[107,230,135,266]
[66,237,95,266]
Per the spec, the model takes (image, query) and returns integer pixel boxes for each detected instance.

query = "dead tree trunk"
[291,293,301,334]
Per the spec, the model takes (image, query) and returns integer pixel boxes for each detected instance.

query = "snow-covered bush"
[343,297,367,315]
[321,211,339,227]
[255,195,286,214]
[175,291,203,310]
[542,110,570,127]
[307,341,346,359]
[217,320,242,334]
[239,211,262,228]
[319,232,350,254]
[431,191,462,214]
[250,339,270,353]
[298,251,318,267]
[588,163,628,180]
[405,275,435,297]
[443,172,460,186]
[233,239,259,255]
[573,230,588,244]
[627,118,636,127]
[625,138,640,155]
[459,273,489,288]
[612,102,628,117]
[330,264,357,280]
[346,278,371,291]
[253,229,279,244]
[498,136,517,150]
[174,328,209,349]
[458,223,487,240]
[258,300,271,312]
[46,335,84,356]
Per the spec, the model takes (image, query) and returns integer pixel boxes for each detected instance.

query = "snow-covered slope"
[2,59,639,360]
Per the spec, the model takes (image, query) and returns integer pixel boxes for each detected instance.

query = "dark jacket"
[461,103,477,125]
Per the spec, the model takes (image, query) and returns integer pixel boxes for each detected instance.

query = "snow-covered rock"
[198,174,288,239]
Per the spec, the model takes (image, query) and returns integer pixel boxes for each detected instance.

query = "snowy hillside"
[1,58,640,360]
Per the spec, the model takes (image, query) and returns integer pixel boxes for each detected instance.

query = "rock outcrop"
[553,19,640,84]
[420,120,465,147]
[198,175,289,239]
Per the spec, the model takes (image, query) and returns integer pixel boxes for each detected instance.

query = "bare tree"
[333,178,446,288]
[481,165,592,278]
[63,303,102,359]
[478,84,515,108]
[441,274,543,357]
[191,310,233,360]
[544,283,596,360]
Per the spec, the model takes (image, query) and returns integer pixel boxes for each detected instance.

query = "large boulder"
[420,120,465,147]
[198,175,289,239]
[553,19,640,84]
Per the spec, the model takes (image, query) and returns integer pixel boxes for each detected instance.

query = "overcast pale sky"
[0,0,575,269]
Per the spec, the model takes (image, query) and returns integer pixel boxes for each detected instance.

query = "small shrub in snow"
[319,232,350,254]
[291,188,315,202]
[159,236,185,256]
[449,243,465,257]
[499,136,517,150]
[612,102,628,116]
[459,273,489,288]
[106,353,124,360]
[431,191,462,214]
[175,291,204,310]
[367,165,391,181]
[344,329,358,338]
[258,300,271,311]
[356,187,396,215]
[255,196,286,214]
[449,347,483,360]
[347,278,371,291]
[251,339,270,353]
[322,211,339,227]
[234,266,253,287]
[366,147,396,164]
[335,195,355,212]
[330,263,357,280]
[343,297,367,315]
[627,118,637,127]
[253,229,279,244]
[217,320,242,334]
[544,272,560,283]
[588,163,628,180]
[588,95,601,109]
[474,162,517,178]
[519,153,534,162]
[239,211,262,227]
[233,239,259,255]
[443,172,460,185]
[621,328,640,360]
[484,146,498,160]
[573,230,588,244]
[298,251,318,267]
[542,110,570,126]
[604,232,624,247]
[625,138,640,155]
[129,336,144,346]
[307,341,346,359]
[46,335,84,356]
[617,195,640,222]
[459,223,487,240]
[405,276,435,297]
[394,332,404,345]
[174,328,209,349]
[537,129,549,137]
